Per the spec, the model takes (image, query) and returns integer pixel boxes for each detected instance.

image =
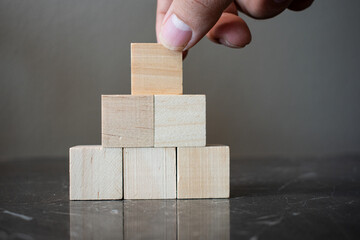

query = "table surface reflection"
[0,155,359,239]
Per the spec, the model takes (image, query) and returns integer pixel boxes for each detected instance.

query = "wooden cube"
[102,95,154,147]
[131,43,182,95]
[154,95,206,147]
[124,148,176,199]
[69,146,123,200]
[102,94,206,148]
[177,146,230,199]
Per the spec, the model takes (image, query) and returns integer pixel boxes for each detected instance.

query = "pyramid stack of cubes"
[69,43,230,200]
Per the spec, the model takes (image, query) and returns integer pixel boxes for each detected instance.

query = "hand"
[156,0,314,52]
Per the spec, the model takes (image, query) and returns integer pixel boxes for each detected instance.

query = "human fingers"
[158,0,233,51]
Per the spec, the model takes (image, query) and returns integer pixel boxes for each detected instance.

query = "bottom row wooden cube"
[177,146,230,199]
[69,145,229,200]
[69,146,123,200]
[124,148,176,199]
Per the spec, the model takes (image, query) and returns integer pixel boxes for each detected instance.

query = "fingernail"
[219,38,243,48]
[159,14,192,51]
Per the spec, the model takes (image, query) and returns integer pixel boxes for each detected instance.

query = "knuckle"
[191,0,213,9]
[190,0,226,12]
[188,0,227,19]
[239,0,286,19]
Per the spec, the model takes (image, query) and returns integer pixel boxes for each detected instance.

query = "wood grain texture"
[124,147,176,199]
[69,146,123,200]
[177,146,230,199]
[102,95,154,147]
[131,43,182,95]
[154,95,206,147]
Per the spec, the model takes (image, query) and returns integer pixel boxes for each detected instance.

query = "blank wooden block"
[69,146,123,200]
[177,146,230,199]
[131,43,182,95]
[154,95,206,147]
[124,148,176,199]
[102,95,154,147]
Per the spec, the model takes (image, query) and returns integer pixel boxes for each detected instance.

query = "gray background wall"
[1,0,359,159]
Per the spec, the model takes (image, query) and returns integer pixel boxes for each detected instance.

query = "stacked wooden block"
[69,43,230,200]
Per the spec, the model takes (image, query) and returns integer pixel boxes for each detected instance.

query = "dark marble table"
[0,155,359,240]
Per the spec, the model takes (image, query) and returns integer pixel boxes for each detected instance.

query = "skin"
[156,0,314,56]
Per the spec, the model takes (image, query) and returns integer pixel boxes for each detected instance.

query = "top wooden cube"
[131,43,183,95]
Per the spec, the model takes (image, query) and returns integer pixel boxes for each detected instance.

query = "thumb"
[159,0,232,51]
